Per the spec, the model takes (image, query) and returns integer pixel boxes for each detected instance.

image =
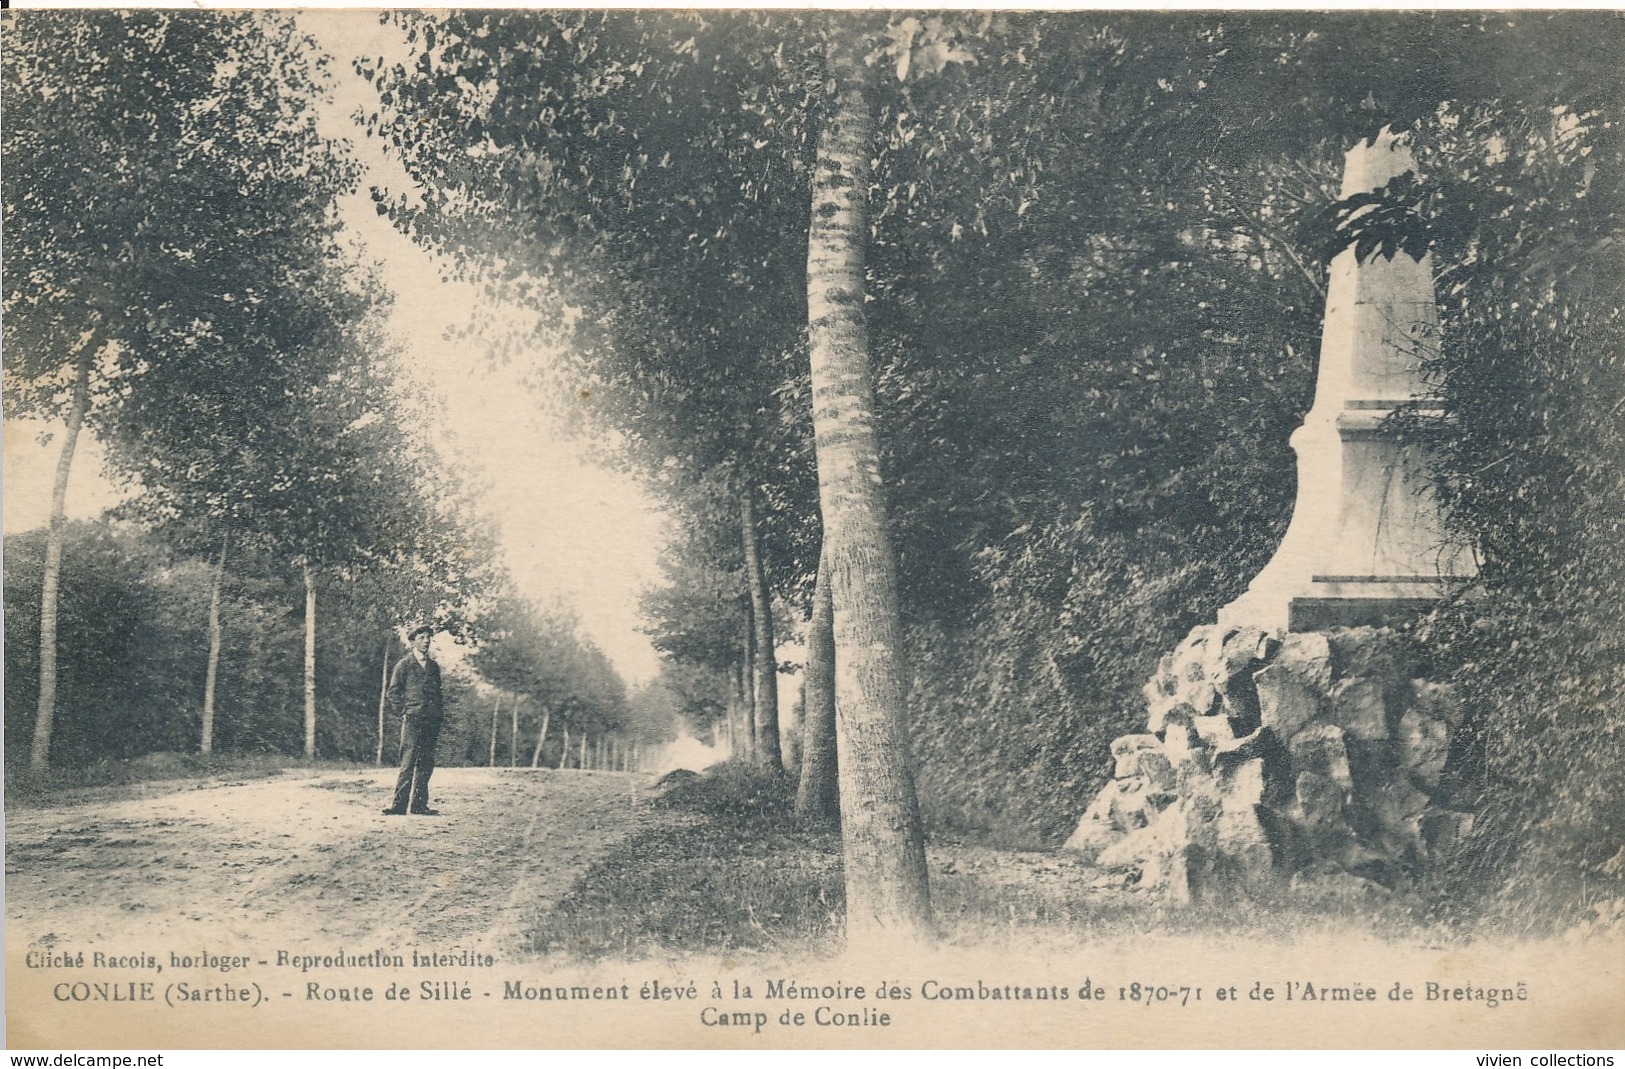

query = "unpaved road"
[5,767,659,957]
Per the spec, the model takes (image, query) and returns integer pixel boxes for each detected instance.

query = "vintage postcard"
[4,6,1622,1052]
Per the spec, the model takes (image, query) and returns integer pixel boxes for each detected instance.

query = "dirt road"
[4,767,658,957]
[8,767,1621,1052]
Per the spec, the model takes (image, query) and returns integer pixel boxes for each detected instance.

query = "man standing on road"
[383,624,444,816]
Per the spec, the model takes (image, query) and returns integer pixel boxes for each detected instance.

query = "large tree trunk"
[374,632,390,765]
[530,704,555,768]
[302,562,318,760]
[29,337,96,773]
[740,487,784,771]
[741,617,758,757]
[738,658,754,761]
[201,531,230,756]
[805,20,933,942]
[796,539,840,827]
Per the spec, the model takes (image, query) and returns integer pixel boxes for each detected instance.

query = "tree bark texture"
[30,339,96,773]
[742,613,758,755]
[374,632,390,766]
[805,21,934,941]
[488,694,501,766]
[510,694,519,767]
[796,539,841,827]
[202,531,230,756]
[302,563,318,759]
[740,488,784,771]
[739,661,754,760]
[530,705,553,768]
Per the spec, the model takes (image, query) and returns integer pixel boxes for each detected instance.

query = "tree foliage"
[2,11,359,426]
[468,593,630,758]
[2,10,501,771]
[3,10,364,767]
[1,520,492,766]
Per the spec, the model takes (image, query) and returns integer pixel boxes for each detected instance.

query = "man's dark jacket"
[387,654,443,721]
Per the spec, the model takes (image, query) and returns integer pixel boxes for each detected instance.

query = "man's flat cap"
[406,623,435,640]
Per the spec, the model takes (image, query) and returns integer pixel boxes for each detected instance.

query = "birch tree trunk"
[530,705,553,768]
[29,337,97,773]
[796,539,840,827]
[374,633,390,766]
[510,694,519,767]
[740,487,784,771]
[805,19,933,941]
[561,722,571,769]
[739,662,754,761]
[741,613,758,756]
[488,694,501,766]
[303,562,318,760]
[578,730,588,771]
[201,531,230,756]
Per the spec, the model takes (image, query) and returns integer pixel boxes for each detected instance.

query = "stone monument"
[1063,133,1478,899]
[1218,129,1475,632]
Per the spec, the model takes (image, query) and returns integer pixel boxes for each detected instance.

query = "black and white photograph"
[3,6,1623,1053]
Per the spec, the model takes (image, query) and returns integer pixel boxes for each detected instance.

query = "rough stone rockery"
[1064,623,1471,900]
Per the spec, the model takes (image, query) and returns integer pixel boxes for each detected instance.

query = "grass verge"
[527,762,847,959]
[4,750,329,807]
[525,762,1454,961]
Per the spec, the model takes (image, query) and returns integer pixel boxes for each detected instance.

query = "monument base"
[1287,574,1460,631]
[1063,623,1472,902]
[1288,597,1440,632]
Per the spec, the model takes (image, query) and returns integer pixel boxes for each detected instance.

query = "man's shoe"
[410,808,441,816]
[382,808,408,816]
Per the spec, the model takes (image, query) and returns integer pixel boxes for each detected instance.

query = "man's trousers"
[391,715,441,813]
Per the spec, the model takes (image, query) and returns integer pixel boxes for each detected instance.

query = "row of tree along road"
[2,12,654,792]
[5,11,1621,941]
